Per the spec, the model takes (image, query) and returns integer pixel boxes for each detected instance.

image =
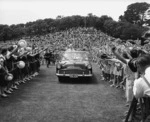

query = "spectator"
[133,54,150,98]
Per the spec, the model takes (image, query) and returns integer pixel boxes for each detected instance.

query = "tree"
[113,21,128,38]
[9,24,26,38]
[121,24,143,40]
[0,26,13,42]
[121,2,150,26]
[143,7,150,26]
[103,20,117,36]
[56,15,64,19]
[95,15,113,31]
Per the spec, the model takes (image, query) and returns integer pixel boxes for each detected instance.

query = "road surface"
[0,63,127,122]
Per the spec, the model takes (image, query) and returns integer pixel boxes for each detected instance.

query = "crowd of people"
[0,27,150,121]
[0,39,48,98]
[97,46,150,121]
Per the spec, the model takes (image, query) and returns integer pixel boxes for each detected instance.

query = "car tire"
[58,77,64,83]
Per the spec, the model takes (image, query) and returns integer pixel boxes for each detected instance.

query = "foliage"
[0,2,149,45]
[103,20,117,36]
[120,2,150,26]
[121,24,143,40]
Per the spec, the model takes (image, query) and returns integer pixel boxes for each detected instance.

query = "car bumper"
[56,73,93,77]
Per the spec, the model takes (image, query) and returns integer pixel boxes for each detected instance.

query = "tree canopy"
[0,2,149,45]
[120,2,150,26]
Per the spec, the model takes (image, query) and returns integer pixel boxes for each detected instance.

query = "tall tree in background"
[120,2,150,26]
[0,25,13,42]
[103,20,117,36]
[143,7,150,26]
[95,15,113,31]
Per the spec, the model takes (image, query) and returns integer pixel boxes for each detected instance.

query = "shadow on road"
[58,74,99,84]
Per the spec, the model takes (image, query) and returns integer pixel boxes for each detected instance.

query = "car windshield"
[62,51,88,61]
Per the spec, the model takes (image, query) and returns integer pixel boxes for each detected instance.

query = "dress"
[124,62,136,102]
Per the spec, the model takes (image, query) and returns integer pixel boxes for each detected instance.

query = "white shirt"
[6,51,11,59]
[133,67,150,98]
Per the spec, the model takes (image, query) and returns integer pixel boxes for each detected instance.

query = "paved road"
[0,64,126,122]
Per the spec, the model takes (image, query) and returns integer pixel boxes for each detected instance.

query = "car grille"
[59,69,90,74]
[62,65,87,70]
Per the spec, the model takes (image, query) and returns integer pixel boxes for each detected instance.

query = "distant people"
[50,50,56,65]
[44,49,52,68]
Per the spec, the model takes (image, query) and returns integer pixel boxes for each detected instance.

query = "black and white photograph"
[0,0,150,122]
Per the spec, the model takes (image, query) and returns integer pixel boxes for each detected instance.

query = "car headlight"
[87,64,92,69]
[57,64,61,69]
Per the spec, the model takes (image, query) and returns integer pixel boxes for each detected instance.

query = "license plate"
[70,74,78,78]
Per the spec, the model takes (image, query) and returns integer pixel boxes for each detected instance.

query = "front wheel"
[84,77,92,82]
[58,77,64,83]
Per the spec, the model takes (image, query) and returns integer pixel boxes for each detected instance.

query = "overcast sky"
[0,0,149,25]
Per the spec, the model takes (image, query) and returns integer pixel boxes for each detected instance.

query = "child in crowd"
[110,61,118,87]
[115,62,123,88]
[109,60,115,84]
[104,60,111,81]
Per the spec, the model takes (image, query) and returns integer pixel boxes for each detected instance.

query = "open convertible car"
[56,51,93,82]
